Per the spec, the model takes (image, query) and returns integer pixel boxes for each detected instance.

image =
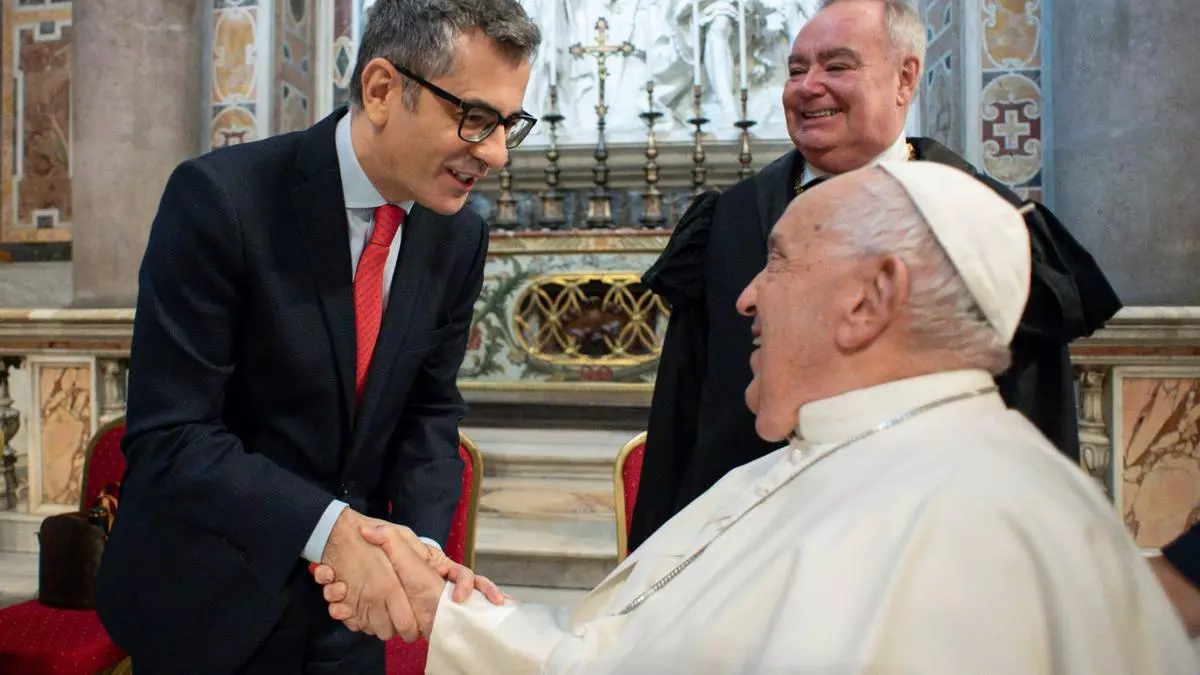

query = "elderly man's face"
[735,186,861,442]
[783,0,919,173]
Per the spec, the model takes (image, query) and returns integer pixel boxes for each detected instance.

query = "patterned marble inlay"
[1120,378,1200,548]
[2,1,73,248]
[210,2,261,148]
[275,0,314,134]
[331,0,356,110]
[978,0,1044,201]
[36,364,91,507]
[922,0,962,156]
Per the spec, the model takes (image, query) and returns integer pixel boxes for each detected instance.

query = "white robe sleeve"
[426,583,574,675]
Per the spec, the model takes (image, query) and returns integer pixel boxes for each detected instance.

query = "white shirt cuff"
[419,536,442,551]
[302,499,349,563]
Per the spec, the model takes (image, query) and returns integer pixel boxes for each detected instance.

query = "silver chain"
[616,385,999,616]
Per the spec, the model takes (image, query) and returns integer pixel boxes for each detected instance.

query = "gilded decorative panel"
[979,0,1044,201]
[1115,373,1200,549]
[460,235,666,388]
[275,0,315,134]
[1,0,73,262]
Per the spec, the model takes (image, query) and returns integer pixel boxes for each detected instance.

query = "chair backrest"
[444,431,483,568]
[385,430,484,675]
[613,431,646,563]
[80,417,127,511]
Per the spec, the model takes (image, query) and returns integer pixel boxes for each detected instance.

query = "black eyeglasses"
[392,63,537,149]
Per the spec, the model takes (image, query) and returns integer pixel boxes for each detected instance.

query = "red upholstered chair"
[0,417,130,675]
[613,432,646,563]
[385,430,484,675]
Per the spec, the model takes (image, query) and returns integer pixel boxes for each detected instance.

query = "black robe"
[627,138,1123,552]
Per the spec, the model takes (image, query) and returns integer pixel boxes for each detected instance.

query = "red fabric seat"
[614,432,646,562]
[385,432,483,675]
[0,418,128,675]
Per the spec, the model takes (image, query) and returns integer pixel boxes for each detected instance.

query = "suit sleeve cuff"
[302,499,349,563]
[419,536,442,551]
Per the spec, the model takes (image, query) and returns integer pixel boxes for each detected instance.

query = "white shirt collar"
[335,113,414,213]
[795,369,997,444]
[801,133,910,185]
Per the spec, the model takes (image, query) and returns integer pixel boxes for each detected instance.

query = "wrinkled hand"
[317,509,419,641]
[1149,555,1200,637]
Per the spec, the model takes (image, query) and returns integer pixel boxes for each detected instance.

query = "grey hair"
[817,0,927,82]
[823,168,1012,375]
[349,0,541,110]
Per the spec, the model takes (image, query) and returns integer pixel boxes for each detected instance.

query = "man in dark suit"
[94,1,540,672]
[628,0,1123,551]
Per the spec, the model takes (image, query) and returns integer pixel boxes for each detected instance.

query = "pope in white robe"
[319,161,1199,674]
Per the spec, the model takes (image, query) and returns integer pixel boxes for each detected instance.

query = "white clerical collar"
[795,369,997,444]
[801,133,910,186]
[335,112,414,213]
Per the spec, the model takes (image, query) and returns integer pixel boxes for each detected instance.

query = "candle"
[737,0,747,90]
[692,0,701,85]
[547,0,557,87]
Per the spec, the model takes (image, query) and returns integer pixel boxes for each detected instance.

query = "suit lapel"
[293,110,357,425]
[347,204,432,459]
[755,149,803,242]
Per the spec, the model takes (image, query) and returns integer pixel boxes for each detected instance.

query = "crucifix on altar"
[569,18,640,228]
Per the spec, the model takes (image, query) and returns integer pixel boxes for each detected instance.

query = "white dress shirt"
[301,114,438,563]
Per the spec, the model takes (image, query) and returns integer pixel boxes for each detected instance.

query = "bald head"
[736,162,1029,442]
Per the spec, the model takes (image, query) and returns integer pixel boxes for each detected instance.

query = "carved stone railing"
[0,307,1196,553]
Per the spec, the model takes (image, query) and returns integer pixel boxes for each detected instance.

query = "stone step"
[474,513,618,590]
[479,476,615,522]
[464,426,638,480]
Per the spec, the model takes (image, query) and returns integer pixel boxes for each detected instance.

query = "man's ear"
[360,58,400,126]
[897,55,921,107]
[834,255,908,352]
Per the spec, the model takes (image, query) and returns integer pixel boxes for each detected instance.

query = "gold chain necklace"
[793,142,917,196]
[616,384,998,616]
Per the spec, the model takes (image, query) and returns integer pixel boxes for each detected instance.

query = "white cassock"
[428,370,1199,674]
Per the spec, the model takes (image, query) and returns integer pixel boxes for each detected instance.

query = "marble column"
[1050,0,1200,305]
[70,0,205,308]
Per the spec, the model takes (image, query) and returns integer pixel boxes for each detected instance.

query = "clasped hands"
[313,508,505,641]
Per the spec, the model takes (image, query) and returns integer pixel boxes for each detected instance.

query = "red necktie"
[354,204,404,401]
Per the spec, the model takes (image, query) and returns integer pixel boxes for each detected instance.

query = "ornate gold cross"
[568,18,639,118]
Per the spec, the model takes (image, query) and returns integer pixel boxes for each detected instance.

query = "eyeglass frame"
[390,62,537,149]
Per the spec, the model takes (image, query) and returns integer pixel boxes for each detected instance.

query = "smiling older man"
[317,162,1195,674]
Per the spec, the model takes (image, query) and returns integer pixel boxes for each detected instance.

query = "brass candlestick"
[493,158,519,229]
[639,81,665,228]
[539,84,566,230]
[570,18,637,229]
[687,84,709,196]
[733,87,756,180]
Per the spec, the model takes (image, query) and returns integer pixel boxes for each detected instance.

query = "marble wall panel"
[210,0,264,148]
[978,0,1044,201]
[921,0,964,156]
[1116,374,1200,549]
[26,357,93,512]
[275,0,314,134]
[330,0,355,112]
[1,0,73,262]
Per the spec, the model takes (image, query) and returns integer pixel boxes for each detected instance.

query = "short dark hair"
[349,0,541,109]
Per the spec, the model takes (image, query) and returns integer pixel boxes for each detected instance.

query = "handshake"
[313,508,507,641]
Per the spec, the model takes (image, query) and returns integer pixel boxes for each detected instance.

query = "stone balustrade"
[0,306,1196,557]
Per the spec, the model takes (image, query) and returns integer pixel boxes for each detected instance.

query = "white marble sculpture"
[519,0,812,146]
